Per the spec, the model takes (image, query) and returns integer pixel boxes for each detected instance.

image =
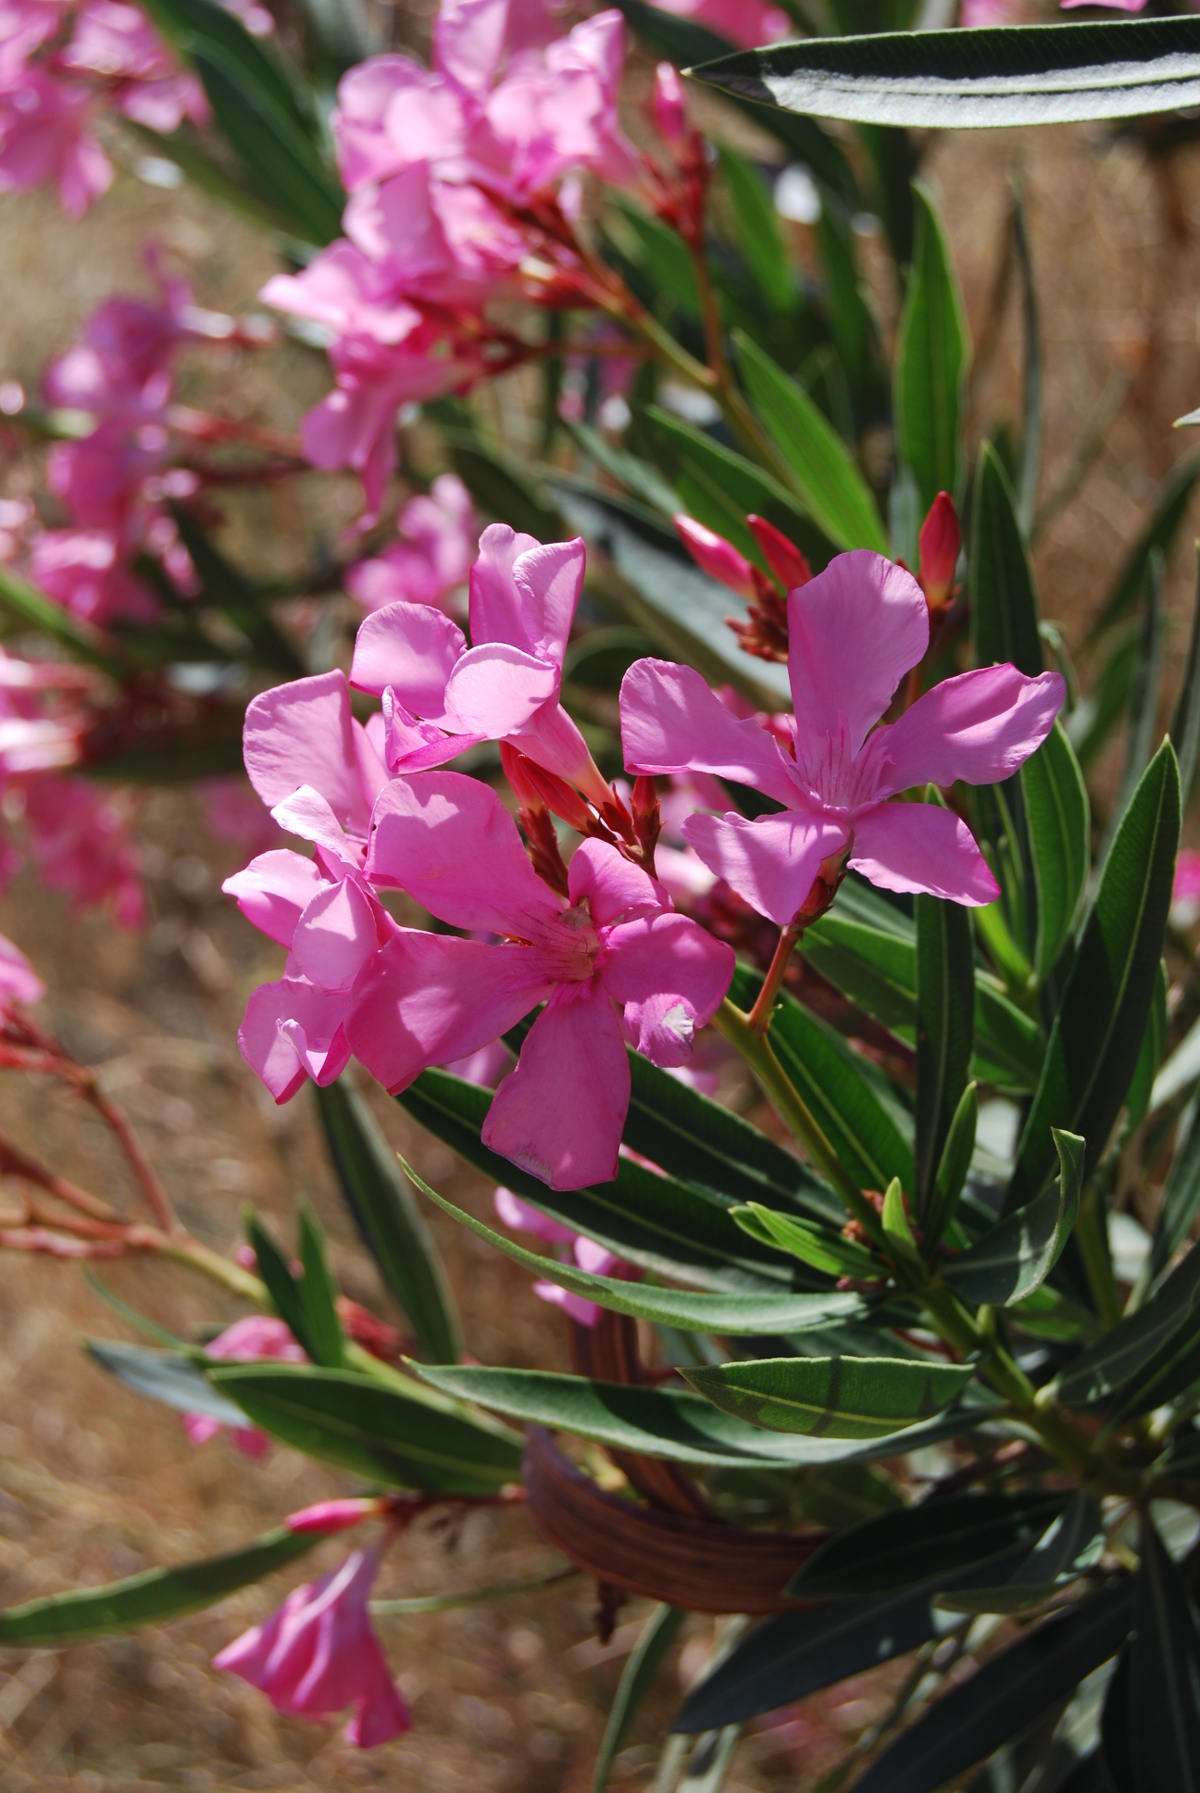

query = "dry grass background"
[0,56,1199,1793]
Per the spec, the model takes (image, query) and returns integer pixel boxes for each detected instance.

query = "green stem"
[713,998,883,1241]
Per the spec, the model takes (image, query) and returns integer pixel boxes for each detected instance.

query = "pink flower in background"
[1173,849,1200,922]
[213,1546,410,1748]
[59,1,209,131]
[621,551,1065,925]
[960,0,1020,22]
[351,527,611,807]
[29,528,159,625]
[346,475,477,615]
[0,68,112,216]
[199,776,286,860]
[0,930,45,1010]
[651,0,789,47]
[23,776,145,926]
[495,1185,630,1325]
[344,770,733,1189]
[183,1314,306,1457]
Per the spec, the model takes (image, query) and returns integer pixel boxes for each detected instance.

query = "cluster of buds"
[674,510,812,662]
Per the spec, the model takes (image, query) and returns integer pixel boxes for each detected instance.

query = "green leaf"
[690,19,1200,129]
[397,1068,810,1291]
[731,1203,879,1282]
[315,1078,462,1364]
[210,1364,522,1494]
[1170,543,1200,807]
[138,0,311,132]
[1100,549,1167,874]
[86,1340,248,1426]
[592,1606,685,1793]
[412,1364,999,1470]
[611,201,701,319]
[123,121,298,234]
[882,1176,921,1267]
[892,183,969,515]
[933,1492,1105,1615]
[243,1211,310,1355]
[1088,454,1200,645]
[915,890,975,1223]
[791,1491,1068,1600]
[561,419,680,519]
[734,333,887,553]
[817,200,885,418]
[947,1129,1083,1305]
[1127,1519,1200,1792]
[1124,958,1168,1139]
[0,562,126,677]
[679,1355,974,1440]
[1007,741,1181,1211]
[924,1082,977,1254]
[1150,1100,1200,1278]
[296,1200,345,1370]
[0,1527,319,1646]
[549,481,791,712]
[970,441,1044,679]
[170,509,303,675]
[734,968,915,1198]
[850,1580,1133,1793]
[1091,1247,1200,1419]
[672,1550,1031,1733]
[1021,722,1091,983]
[404,1162,864,1335]
[717,150,794,317]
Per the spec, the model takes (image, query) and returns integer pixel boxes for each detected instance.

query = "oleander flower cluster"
[226,521,1064,1192]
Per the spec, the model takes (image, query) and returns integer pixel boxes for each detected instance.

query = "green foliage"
[944,1129,1083,1306]
[893,184,969,517]
[679,1355,974,1440]
[914,890,974,1221]
[970,442,1043,678]
[244,1207,346,1368]
[592,1606,685,1792]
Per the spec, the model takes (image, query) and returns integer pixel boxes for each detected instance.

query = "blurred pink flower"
[0,929,44,1010]
[59,1,209,131]
[621,551,1065,924]
[650,0,789,46]
[213,1546,410,1748]
[29,527,159,625]
[495,1185,627,1325]
[960,0,1020,21]
[183,1314,306,1457]
[1173,848,1200,917]
[23,776,144,926]
[345,771,734,1189]
[346,474,477,615]
[350,526,611,807]
[0,68,112,217]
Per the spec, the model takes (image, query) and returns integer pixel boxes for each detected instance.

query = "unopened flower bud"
[674,515,756,601]
[917,491,961,614]
[653,62,689,156]
[746,514,812,590]
[286,1497,385,1535]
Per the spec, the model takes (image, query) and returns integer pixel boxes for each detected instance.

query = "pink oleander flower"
[343,770,734,1189]
[29,527,159,625]
[58,1,209,132]
[346,474,477,615]
[350,526,612,809]
[620,551,1065,924]
[22,775,145,926]
[199,775,286,860]
[213,1546,410,1748]
[1173,849,1200,921]
[0,929,44,1010]
[0,0,62,86]
[182,1314,306,1457]
[0,67,113,216]
[496,1184,625,1325]
[651,0,789,47]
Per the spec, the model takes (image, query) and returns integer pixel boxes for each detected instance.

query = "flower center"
[550,896,601,982]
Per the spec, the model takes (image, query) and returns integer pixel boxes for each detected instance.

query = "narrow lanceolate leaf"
[316,1078,462,1363]
[971,442,1044,679]
[1150,1101,1200,1278]
[412,1364,999,1469]
[690,19,1200,130]
[170,509,303,674]
[592,1606,685,1793]
[791,1492,1067,1601]
[1055,1241,1200,1408]
[934,1493,1105,1615]
[893,185,969,514]
[209,1364,522,1495]
[296,1200,345,1370]
[86,1340,248,1426]
[398,1068,808,1292]
[1107,1280,1200,1421]
[244,1211,311,1356]
[717,153,793,317]
[915,891,975,1223]
[735,333,887,553]
[850,1580,1134,1793]
[947,1129,1083,1305]
[0,1528,319,1646]
[679,1356,974,1440]
[731,1204,879,1282]
[1088,454,1200,645]
[1128,1520,1200,1792]
[1007,741,1180,1212]
[1020,723,1091,983]
[1170,543,1200,807]
[0,563,126,677]
[924,1082,977,1255]
[404,1162,864,1335]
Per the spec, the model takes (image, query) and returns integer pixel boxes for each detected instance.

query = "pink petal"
[271,787,363,871]
[367,770,561,934]
[682,809,850,927]
[506,698,612,809]
[533,1280,602,1327]
[467,521,542,648]
[865,666,1065,798]
[849,801,999,906]
[239,979,352,1102]
[788,552,928,758]
[287,877,389,991]
[381,691,481,774]
[243,671,373,834]
[345,931,554,1094]
[494,1184,577,1245]
[350,600,466,716]
[510,537,586,671]
[601,911,735,1065]
[482,989,630,1190]
[673,515,756,599]
[223,850,328,948]
[620,659,801,807]
[567,838,662,927]
[443,642,560,734]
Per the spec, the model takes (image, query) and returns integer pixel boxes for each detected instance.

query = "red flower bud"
[674,515,756,601]
[746,514,812,590]
[917,492,961,613]
[653,62,689,156]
